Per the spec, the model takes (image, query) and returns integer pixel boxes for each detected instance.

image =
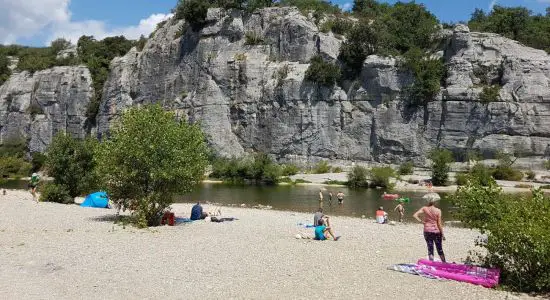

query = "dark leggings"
[424,232,444,256]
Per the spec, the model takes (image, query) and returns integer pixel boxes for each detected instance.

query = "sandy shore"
[0,190,530,299]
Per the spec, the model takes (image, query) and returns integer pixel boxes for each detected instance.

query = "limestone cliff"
[1,7,550,164]
[0,66,93,152]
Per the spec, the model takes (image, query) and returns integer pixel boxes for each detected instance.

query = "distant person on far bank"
[336,191,345,205]
[29,173,40,202]
[190,201,209,220]
[413,198,446,262]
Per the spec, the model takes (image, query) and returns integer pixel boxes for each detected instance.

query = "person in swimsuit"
[328,191,333,206]
[413,199,446,262]
[336,191,345,204]
[394,201,405,222]
[318,189,324,209]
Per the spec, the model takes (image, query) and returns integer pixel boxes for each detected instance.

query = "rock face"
[0,66,93,152]
[1,7,550,164]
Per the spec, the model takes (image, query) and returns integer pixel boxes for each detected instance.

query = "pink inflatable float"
[382,192,399,200]
[417,259,500,288]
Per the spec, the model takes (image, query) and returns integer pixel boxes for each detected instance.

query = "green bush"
[312,160,332,174]
[429,149,454,186]
[469,164,494,186]
[45,133,98,198]
[294,178,312,184]
[369,166,395,189]
[95,105,208,227]
[209,153,282,185]
[31,152,46,172]
[244,31,264,45]
[280,0,341,15]
[398,161,414,175]
[479,85,501,103]
[544,159,550,170]
[320,18,353,35]
[332,166,343,173]
[304,55,341,87]
[39,183,73,204]
[0,156,32,178]
[281,164,300,176]
[525,170,536,180]
[491,166,523,181]
[404,48,445,107]
[455,173,468,186]
[323,180,347,185]
[451,180,550,293]
[0,53,11,85]
[347,165,369,188]
[339,20,378,76]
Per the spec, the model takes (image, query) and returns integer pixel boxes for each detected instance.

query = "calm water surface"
[2,180,457,221]
[177,183,457,222]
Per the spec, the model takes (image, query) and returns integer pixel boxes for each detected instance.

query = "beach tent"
[81,191,109,208]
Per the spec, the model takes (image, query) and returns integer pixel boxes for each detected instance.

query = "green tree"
[45,133,98,198]
[429,149,454,186]
[95,105,208,227]
[369,166,395,189]
[339,20,379,76]
[347,165,369,188]
[50,38,71,54]
[175,0,210,29]
[304,55,341,86]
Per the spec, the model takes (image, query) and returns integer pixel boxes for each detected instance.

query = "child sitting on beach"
[376,206,388,224]
[314,217,340,241]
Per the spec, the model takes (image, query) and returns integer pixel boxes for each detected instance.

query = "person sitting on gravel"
[376,206,388,224]
[190,202,209,220]
[314,217,340,241]
[313,208,324,226]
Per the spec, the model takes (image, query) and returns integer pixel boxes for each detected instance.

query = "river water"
[2,181,456,222]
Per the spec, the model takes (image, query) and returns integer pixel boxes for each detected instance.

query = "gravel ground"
[0,190,529,300]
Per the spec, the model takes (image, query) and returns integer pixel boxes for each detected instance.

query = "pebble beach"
[0,190,531,299]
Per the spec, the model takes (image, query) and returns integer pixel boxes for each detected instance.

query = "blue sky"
[1,0,549,46]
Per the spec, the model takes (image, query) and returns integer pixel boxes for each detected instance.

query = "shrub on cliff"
[403,48,445,107]
[0,53,10,85]
[450,180,550,293]
[347,165,369,188]
[175,0,209,29]
[479,85,501,103]
[429,148,454,186]
[305,55,341,87]
[95,105,208,227]
[45,133,98,198]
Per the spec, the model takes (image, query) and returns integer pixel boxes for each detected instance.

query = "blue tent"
[81,191,109,208]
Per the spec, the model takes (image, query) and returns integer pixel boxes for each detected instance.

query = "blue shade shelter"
[81,191,109,208]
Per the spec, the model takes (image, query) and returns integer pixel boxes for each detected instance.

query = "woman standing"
[413,199,446,262]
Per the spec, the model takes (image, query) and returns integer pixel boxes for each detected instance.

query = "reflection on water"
[1,180,456,221]
[177,183,457,222]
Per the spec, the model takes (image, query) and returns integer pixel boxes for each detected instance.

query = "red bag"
[161,212,175,226]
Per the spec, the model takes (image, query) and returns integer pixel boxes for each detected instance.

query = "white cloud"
[0,0,70,44]
[0,0,172,45]
[340,2,353,11]
[48,13,173,45]
[489,0,497,10]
